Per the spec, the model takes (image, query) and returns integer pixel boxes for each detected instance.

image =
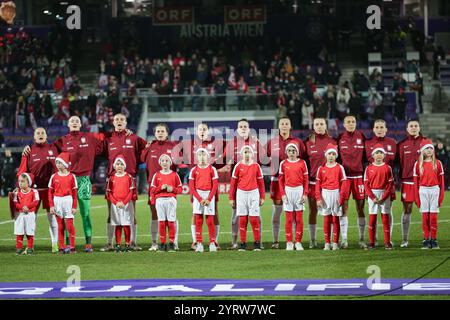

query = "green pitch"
[0,192,449,300]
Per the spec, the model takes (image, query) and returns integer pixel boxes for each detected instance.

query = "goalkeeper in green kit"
[24,116,106,252]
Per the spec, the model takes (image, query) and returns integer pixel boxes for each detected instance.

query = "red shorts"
[307,182,316,199]
[401,182,415,203]
[37,188,50,211]
[342,177,365,201]
[270,179,282,201]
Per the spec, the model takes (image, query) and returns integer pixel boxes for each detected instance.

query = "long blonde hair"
[418,149,437,176]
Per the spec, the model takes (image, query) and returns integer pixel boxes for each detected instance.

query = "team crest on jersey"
[81,137,86,144]
[126,139,131,145]
[48,150,53,155]
[387,145,392,151]
[356,139,361,145]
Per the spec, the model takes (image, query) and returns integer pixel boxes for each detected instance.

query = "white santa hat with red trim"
[113,155,127,169]
[55,152,70,168]
[196,148,210,157]
[285,142,299,153]
[371,144,386,156]
[420,139,434,153]
[240,145,255,155]
[324,143,338,157]
[158,153,173,165]
[19,172,34,187]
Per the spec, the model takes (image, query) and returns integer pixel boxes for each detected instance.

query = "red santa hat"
[113,155,127,169]
[19,172,34,187]
[196,148,210,157]
[371,144,386,156]
[240,145,255,155]
[420,139,434,153]
[158,153,173,165]
[324,143,338,157]
[285,142,299,153]
[55,152,70,168]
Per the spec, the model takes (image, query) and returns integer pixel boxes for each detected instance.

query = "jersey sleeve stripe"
[212,167,219,180]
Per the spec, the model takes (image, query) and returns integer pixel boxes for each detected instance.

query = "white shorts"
[14,212,36,236]
[367,189,392,215]
[155,197,177,222]
[192,189,216,215]
[110,202,134,226]
[54,196,74,219]
[236,188,260,217]
[419,186,440,213]
[320,189,342,217]
[283,186,305,212]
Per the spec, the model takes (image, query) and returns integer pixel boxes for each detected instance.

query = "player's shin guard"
[65,218,76,249]
[239,216,248,243]
[323,216,331,243]
[215,225,220,242]
[78,198,92,244]
[107,223,115,245]
[358,216,366,241]
[124,226,131,245]
[151,220,159,244]
[16,235,24,249]
[332,216,340,244]
[174,220,179,247]
[368,214,377,245]
[115,226,123,246]
[401,212,411,242]
[249,216,261,242]
[271,205,283,242]
[382,214,391,245]
[195,214,203,243]
[390,210,394,238]
[339,216,348,241]
[159,221,167,244]
[206,215,216,243]
[47,211,58,245]
[231,208,239,245]
[430,213,438,239]
[191,225,196,243]
[295,211,304,243]
[285,211,294,243]
[168,221,176,243]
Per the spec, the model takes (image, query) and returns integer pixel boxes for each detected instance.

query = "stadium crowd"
[0,26,142,135]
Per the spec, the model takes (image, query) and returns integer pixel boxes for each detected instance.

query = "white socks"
[47,211,58,244]
[107,223,115,245]
[191,225,196,243]
[272,205,283,242]
[358,216,366,241]
[131,223,137,244]
[215,225,220,242]
[339,216,348,241]
[401,213,411,242]
[151,220,158,244]
[309,224,317,242]
[231,208,238,244]
[390,211,394,237]
[174,220,179,246]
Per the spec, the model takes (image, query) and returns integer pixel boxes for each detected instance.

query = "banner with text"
[152,6,194,26]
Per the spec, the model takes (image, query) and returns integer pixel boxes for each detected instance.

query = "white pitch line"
[0,200,147,225]
[0,220,449,242]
